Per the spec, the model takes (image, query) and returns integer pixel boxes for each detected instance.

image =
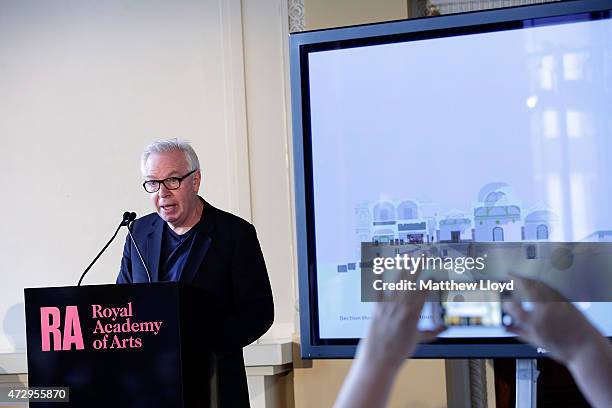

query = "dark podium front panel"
[24,283,210,407]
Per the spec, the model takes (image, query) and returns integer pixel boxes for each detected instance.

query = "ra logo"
[40,306,85,351]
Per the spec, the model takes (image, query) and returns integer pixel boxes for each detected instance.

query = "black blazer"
[117,199,274,407]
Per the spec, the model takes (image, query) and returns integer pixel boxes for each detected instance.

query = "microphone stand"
[127,219,152,283]
[77,213,131,286]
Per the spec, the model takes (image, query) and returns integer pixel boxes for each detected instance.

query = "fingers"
[376,289,431,334]
[419,326,446,343]
[504,323,528,340]
[508,273,566,302]
[396,290,432,327]
[502,299,534,343]
[385,279,430,306]
[410,287,431,306]
[503,299,530,326]
[516,276,547,300]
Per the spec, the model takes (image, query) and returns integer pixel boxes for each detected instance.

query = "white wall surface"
[0,0,295,356]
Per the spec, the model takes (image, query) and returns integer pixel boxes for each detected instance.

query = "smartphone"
[437,290,512,327]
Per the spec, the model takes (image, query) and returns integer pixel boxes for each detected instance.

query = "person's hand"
[503,275,605,366]
[503,275,612,408]
[358,289,445,369]
[334,287,445,408]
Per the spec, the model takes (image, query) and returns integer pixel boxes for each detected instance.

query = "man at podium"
[116,138,274,407]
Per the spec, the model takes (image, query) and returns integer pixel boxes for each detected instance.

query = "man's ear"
[193,169,202,192]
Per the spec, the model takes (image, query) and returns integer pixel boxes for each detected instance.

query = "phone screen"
[441,301,503,326]
[438,289,511,327]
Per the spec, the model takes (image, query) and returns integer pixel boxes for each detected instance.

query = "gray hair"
[141,138,200,175]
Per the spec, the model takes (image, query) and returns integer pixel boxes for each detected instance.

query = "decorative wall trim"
[436,0,559,14]
[288,0,305,33]
[410,0,560,17]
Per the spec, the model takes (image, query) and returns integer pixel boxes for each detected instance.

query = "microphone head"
[121,211,136,226]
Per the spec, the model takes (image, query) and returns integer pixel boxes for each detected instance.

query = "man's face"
[144,150,201,226]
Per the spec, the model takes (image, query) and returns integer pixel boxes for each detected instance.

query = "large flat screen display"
[290,0,612,358]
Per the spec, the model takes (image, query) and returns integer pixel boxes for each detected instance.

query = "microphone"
[126,215,152,283]
[77,212,134,286]
[120,211,133,226]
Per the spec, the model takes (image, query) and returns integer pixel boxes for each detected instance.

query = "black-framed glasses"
[142,169,197,193]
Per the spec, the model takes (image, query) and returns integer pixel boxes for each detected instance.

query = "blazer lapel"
[145,216,163,282]
[179,198,215,284]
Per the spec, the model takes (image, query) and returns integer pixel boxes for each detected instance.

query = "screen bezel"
[289,0,612,359]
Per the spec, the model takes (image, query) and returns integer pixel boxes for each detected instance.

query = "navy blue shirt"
[159,223,197,282]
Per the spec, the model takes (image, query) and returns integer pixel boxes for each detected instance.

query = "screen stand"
[515,359,539,408]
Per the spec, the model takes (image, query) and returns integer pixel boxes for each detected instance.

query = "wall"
[241,0,296,340]
[304,0,408,30]
[1,0,447,406]
[293,359,447,408]
[0,0,294,356]
[1,0,225,353]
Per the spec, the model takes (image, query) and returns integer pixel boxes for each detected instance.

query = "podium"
[24,282,212,407]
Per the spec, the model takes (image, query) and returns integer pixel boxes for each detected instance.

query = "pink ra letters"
[40,306,85,351]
